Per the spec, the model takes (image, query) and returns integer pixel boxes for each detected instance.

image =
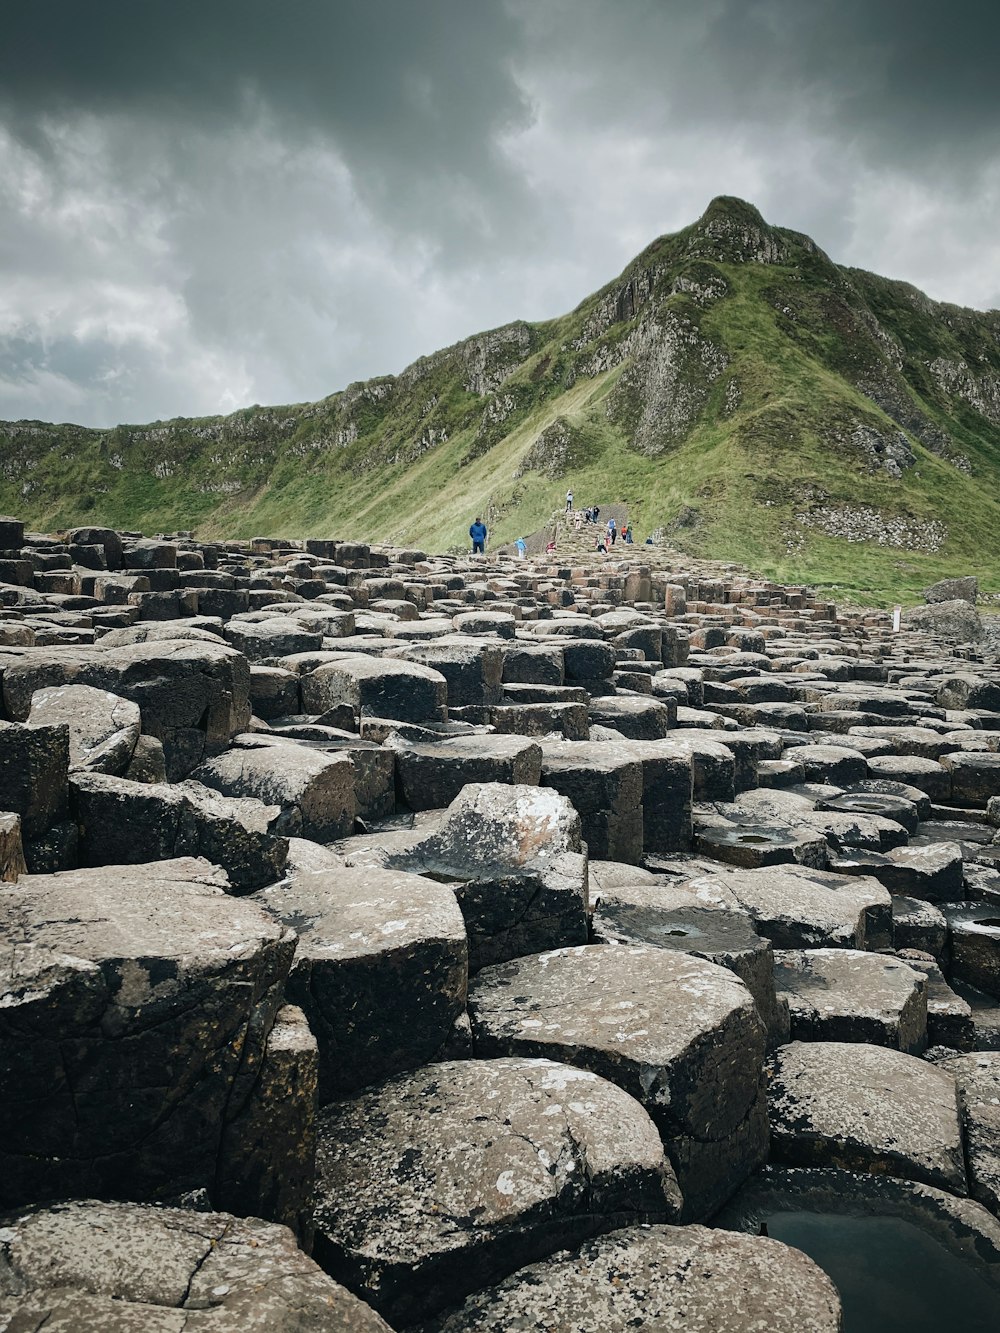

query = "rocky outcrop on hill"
[0,513,999,1325]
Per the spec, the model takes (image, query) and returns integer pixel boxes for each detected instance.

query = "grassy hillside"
[3,196,1000,606]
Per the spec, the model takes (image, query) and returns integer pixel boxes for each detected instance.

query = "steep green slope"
[3,196,1000,604]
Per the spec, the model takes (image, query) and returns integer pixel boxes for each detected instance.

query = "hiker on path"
[592,505,600,525]
[515,537,527,559]
[470,517,487,555]
[565,488,573,512]
[622,523,633,544]
[573,509,583,531]
[607,516,617,545]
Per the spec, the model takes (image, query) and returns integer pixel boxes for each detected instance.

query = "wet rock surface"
[2,515,1000,1323]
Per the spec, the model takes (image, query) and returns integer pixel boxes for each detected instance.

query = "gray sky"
[1,0,998,428]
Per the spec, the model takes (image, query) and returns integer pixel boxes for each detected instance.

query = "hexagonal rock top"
[590,880,787,1043]
[0,1199,390,1331]
[773,948,928,1053]
[0,857,295,1210]
[311,1057,680,1326]
[686,864,891,949]
[467,944,767,1220]
[436,1224,842,1332]
[767,1041,967,1194]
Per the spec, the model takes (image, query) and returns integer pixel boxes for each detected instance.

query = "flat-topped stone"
[312,1057,680,1325]
[436,1224,841,1332]
[0,1198,390,1331]
[774,948,928,1052]
[468,943,767,1219]
[255,864,467,1101]
[685,864,892,949]
[768,1041,966,1193]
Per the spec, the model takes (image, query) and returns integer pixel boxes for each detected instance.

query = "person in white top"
[565,488,573,511]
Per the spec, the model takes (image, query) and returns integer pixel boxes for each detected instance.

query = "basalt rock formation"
[1,514,1000,1326]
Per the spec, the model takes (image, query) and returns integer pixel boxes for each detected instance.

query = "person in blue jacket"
[470,517,487,554]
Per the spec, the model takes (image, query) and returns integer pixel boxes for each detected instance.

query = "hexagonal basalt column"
[311,1057,680,1326]
[436,1224,842,1332]
[468,943,767,1220]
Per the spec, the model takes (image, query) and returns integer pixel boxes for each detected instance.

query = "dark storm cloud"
[0,0,533,245]
[0,0,998,427]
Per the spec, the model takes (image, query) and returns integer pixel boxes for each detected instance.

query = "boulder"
[0,1199,389,1330]
[773,948,928,1052]
[942,904,1000,998]
[374,783,589,969]
[0,719,69,854]
[390,733,542,811]
[193,742,356,843]
[1,639,251,778]
[223,615,323,662]
[71,772,288,892]
[387,635,504,706]
[468,943,767,1220]
[903,599,984,642]
[936,1051,1000,1215]
[311,1057,681,1325]
[27,682,140,775]
[685,864,892,949]
[301,653,448,724]
[540,742,643,863]
[587,694,674,740]
[591,880,787,1043]
[215,1003,319,1240]
[924,576,978,604]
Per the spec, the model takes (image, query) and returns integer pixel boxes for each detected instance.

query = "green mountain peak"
[2,198,1000,605]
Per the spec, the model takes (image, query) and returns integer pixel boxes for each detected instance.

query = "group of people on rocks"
[593,516,634,553]
[470,487,642,555]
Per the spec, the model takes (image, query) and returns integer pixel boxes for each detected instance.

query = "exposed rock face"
[1,510,1000,1323]
[795,503,947,552]
[27,682,141,775]
[768,1041,967,1193]
[256,864,467,1101]
[925,575,978,604]
[368,782,590,969]
[0,1199,391,1330]
[312,1058,681,1325]
[607,310,729,455]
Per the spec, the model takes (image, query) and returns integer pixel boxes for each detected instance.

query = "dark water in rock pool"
[764,1211,1000,1332]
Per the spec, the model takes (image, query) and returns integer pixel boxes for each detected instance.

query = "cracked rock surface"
[0,1198,390,1330]
[311,1056,680,1324]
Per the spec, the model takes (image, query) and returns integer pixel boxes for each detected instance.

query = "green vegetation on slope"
[3,195,1000,606]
